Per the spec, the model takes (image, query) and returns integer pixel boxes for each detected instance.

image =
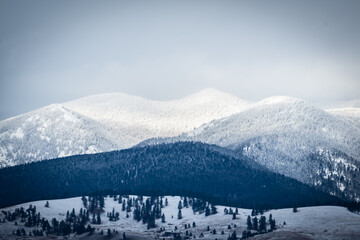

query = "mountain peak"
[257,96,307,106]
[181,88,249,105]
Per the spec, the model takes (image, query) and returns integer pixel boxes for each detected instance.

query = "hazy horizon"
[1,0,360,119]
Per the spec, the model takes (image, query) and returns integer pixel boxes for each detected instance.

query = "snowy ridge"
[142,96,360,200]
[0,88,249,167]
[184,96,360,162]
[326,108,360,128]
[0,104,133,167]
[63,88,249,139]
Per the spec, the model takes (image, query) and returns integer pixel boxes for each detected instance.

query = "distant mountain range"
[0,89,359,202]
[0,89,249,167]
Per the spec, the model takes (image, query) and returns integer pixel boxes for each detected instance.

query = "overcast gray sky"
[1,0,360,120]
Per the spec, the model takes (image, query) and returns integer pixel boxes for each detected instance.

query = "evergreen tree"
[259,216,266,232]
[211,204,217,214]
[96,212,101,224]
[205,205,210,216]
[133,206,141,222]
[161,213,165,223]
[270,219,276,231]
[230,231,236,240]
[81,196,87,208]
[247,215,252,229]
[147,213,155,229]
[252,216,258,230]
[242,230,247,239]
[122,200,126,211]
[45,201,49,208]
[99,196,105,209]
[177,209,182,220]
[183,197,188,208]
[178,200,182,210]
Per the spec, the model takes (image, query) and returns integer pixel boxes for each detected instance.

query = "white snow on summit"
[1,89,358,170]
[0,89,249,167]
[185,96,360,162]
[63,88,249,140]
[0,104,132,167]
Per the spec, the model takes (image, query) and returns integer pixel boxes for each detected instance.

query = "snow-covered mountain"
[0,89,249,167]
[1,89,359,201]
[326,107,360,128]
[0,104,131,167]
[63,88,249,138]
[142,96,360,201]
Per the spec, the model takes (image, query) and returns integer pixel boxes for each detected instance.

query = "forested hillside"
[0,142,343,209]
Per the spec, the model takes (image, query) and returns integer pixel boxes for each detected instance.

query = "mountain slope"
[0,104,132,167]
[326,108,360,128]
[0,142,342,209]
[141,97,360,201]
[63,88,249,139]
[0,89,249,167]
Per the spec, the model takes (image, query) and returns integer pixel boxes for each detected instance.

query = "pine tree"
[178,200,182,210]
[259,216,266,232]
[81,196,87,208]
[231,231,236,240]
[247,215,252,229]
[242,230,247,239]
[147,213,155,229]
[161,213,165,223]
[45,201,49,208]
[252,216,258,230]
[205,205,210,216]
[96,212,101,224]
[122,200,126,211]
[270,219,276,231]
[99,196,105,209]
[183,197,188,208]
[177,209,182,219]
[211,204,217,214]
